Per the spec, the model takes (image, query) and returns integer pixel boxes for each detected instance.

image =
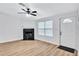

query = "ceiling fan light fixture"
[26,14,31,17]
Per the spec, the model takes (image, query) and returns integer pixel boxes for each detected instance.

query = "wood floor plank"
[0,40,76,56]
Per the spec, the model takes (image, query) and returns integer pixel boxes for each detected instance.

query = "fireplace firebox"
[23,29,34,40]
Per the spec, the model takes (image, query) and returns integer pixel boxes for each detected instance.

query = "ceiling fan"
[18,3,37,16]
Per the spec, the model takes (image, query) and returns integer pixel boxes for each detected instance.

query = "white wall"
[76,9,79,51]
[20,19,35,39]
[0,14,20,43]
[21,20,35,28]
[76,16,79,51]
[0,13,35,43]
[35,10,77,46]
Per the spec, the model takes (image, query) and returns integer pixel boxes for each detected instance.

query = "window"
[45,21,53,37]
[38,20,53,37]
[38,22,44,35]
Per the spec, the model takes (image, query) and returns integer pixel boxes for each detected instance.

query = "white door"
[60,16,76,49]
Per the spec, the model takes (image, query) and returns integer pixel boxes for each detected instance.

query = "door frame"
[59,16,76,48]
[58,11,78,55]
[59,17,62,45]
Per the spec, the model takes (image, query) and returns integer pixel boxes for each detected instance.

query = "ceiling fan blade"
[19,3,26,7]
[17,12,26,14]
[32,11,37,13]
[22,8,30,13]
[21,8,27,12]
[30,13,37,16]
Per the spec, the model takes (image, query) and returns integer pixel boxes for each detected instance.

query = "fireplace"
[23,29,34,40]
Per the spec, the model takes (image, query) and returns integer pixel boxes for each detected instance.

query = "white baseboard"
[35,39,59,45]
[0,39,21,43]
[0,38,59,46]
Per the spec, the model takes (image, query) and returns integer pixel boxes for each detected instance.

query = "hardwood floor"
[0,40,76,56]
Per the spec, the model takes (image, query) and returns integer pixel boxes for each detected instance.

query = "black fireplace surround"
[23,28,34,40]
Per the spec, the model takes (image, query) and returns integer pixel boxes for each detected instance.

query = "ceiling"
[0,3,79,20]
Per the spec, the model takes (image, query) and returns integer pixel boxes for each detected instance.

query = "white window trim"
[37,20,53,37]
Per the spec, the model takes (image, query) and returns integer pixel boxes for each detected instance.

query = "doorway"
[59,16,76,49]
